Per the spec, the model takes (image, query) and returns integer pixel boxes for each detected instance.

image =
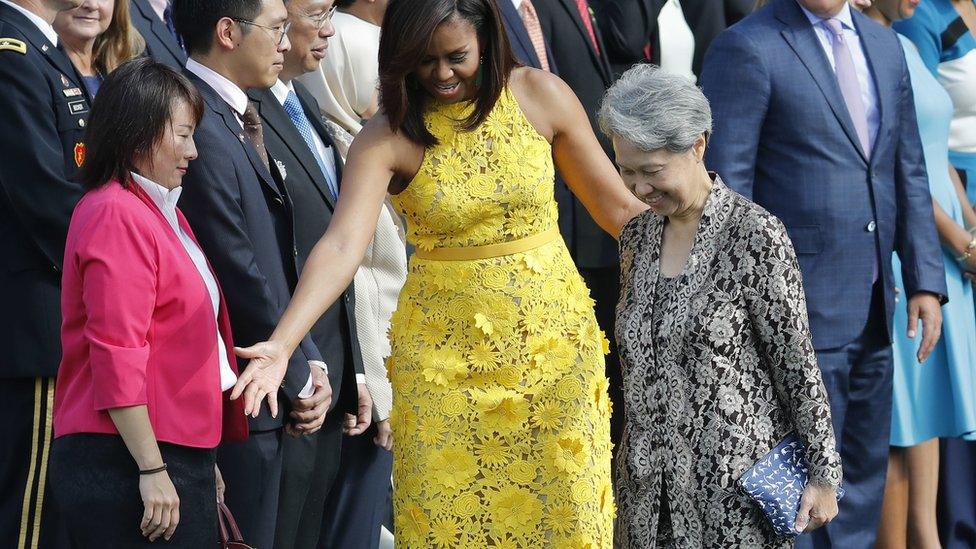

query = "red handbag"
[217,502,254,549]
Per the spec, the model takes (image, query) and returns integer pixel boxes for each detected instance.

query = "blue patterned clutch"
[738,433,844,537]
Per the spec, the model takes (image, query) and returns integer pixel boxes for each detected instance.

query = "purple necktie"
[823,18,871,157]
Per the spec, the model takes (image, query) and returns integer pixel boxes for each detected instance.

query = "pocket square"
[738,433,844,537]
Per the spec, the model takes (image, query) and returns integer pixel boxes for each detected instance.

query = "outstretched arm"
[514,69,647,239]
[232,117,406,416]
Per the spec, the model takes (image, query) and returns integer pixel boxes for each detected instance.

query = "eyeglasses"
[301,5,337,29]
[233,18,292,46]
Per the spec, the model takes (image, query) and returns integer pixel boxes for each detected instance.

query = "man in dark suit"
[0,1,86,547]
[247,1,371,547]
[129,0,187,69]
[594,0,728,79]
[533,0,625,446]
[171,1,331,546]
[702,0,946,545]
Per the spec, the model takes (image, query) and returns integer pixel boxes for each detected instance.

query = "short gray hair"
[598,64,712,153]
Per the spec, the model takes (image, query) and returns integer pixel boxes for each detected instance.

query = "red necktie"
[575,0,600,54]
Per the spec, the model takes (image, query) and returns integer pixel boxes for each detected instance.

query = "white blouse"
[131,173,237,391]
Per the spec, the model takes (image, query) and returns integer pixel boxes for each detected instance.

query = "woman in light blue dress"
[863,2,976,547]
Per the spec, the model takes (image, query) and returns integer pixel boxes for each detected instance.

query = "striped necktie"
[282,90,338,201]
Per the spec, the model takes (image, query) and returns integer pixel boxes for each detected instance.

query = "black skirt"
[50,433,217,548]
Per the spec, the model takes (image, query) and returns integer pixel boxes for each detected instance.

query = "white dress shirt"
[511,0,523,9]
[131,173,238,391]
[0,0,58,45]
[798,1,880,153]
[657,0,696,81]
[185,58,249,128]
[271,79,339,187]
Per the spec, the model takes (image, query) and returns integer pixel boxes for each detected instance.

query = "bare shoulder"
[351,112,425,177]
[507,67,579,141]
[508,66,574,101]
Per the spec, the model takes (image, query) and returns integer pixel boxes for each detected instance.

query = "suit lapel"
[852,12,890,164]
[131,0,185,64]
[186,72,282,199]
[251,88,337,209]
[296,85,344,186]
[555,0,611,84]
[776,1,868,164]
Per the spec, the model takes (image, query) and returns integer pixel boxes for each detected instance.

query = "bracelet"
[139,463,167,476]
[957,238,976,263]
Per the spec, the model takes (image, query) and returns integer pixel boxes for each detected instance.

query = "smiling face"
[282,0,335,81]
[414,16,482,104]
[613,135,708,217]
[135,100,198,190]
[53,0,113,47]
[870,0,920,21]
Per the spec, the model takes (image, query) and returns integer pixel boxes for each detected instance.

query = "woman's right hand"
[233,340,290,418]
[139,471,180,541]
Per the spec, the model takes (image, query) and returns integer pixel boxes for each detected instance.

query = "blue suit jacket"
[178,71,321,430]
[702,0,946,350]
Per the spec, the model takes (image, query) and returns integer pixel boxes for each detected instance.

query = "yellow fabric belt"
[415,227,560,261]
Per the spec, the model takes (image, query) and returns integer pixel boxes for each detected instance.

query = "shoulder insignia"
[0,38,26,54]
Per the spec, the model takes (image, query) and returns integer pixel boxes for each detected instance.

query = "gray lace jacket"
[614,177,842,548]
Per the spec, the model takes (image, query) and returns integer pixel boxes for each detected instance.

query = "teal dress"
[889,35,976,447]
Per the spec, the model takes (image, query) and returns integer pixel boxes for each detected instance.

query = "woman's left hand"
[795,483,838,533]
[215,464,225,504]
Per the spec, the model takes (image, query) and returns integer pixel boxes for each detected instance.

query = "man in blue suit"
[702,0,946,546]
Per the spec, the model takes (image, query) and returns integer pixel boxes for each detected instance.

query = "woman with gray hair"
[603,64,842,547]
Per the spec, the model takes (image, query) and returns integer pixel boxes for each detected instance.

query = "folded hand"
[287,365,332,436]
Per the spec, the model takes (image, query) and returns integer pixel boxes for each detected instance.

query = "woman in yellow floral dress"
[231,0,646,546]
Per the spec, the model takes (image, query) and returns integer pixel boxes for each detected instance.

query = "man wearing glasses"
[171,1,331,547]
[245,2,373,547]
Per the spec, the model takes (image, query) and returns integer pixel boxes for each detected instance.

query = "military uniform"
[0,2,90,548]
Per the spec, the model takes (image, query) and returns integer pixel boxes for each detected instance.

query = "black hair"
[172,0,264,56]
[378,0,516,147]
[79,58,204,190]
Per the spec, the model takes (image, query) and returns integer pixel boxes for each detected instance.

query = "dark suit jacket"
[129,0,186,69]
[179,70,321,430]
[594,0,726,78]
[534,0,618,269]
[248,83,363,416]
[0,3,90,378]
[702,0,947,349]
[498,0,557,72]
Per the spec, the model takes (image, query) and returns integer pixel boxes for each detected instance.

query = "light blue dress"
[890,35,976,447]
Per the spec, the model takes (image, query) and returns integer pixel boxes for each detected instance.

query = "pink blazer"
[54,180,247,448]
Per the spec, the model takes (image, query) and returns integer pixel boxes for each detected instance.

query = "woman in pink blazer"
[49,58,247,548]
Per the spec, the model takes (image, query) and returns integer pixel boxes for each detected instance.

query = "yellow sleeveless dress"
[388,88,614,548]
